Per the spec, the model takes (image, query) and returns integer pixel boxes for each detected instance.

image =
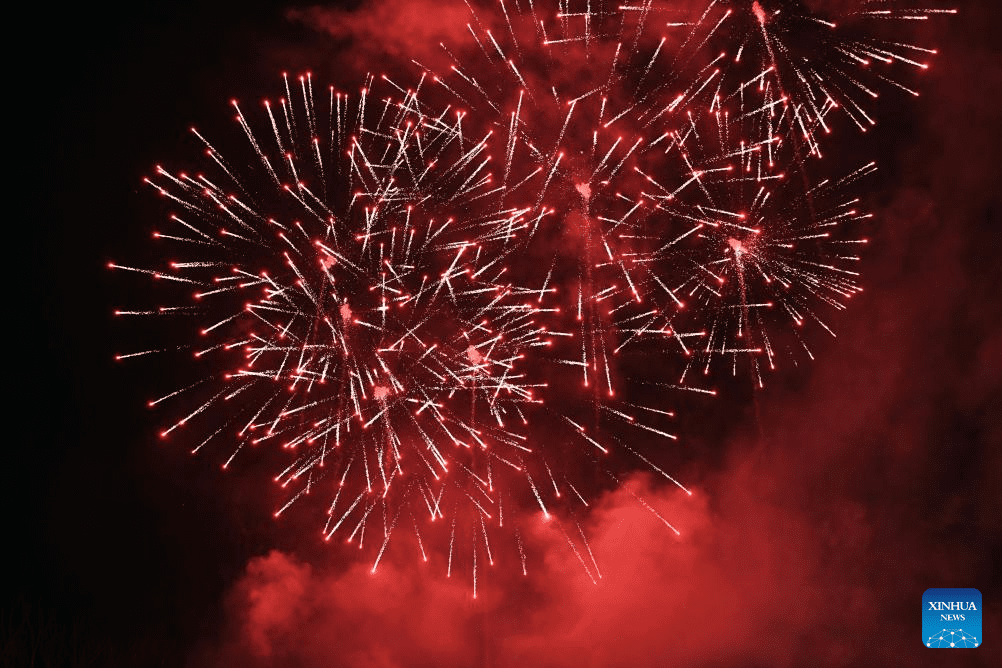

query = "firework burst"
[111,72,582,581]
[667,0,956,152]
[599,96,876,385]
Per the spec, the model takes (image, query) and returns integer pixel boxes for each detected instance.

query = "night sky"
[8,1,1001,666]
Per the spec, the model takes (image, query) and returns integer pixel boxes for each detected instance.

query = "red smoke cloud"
[288,0,477,72]
[200,425,997,667]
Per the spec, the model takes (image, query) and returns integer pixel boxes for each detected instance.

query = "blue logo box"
[923,588,982,648]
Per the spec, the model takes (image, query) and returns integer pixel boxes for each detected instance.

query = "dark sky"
[8,1,1001,666]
